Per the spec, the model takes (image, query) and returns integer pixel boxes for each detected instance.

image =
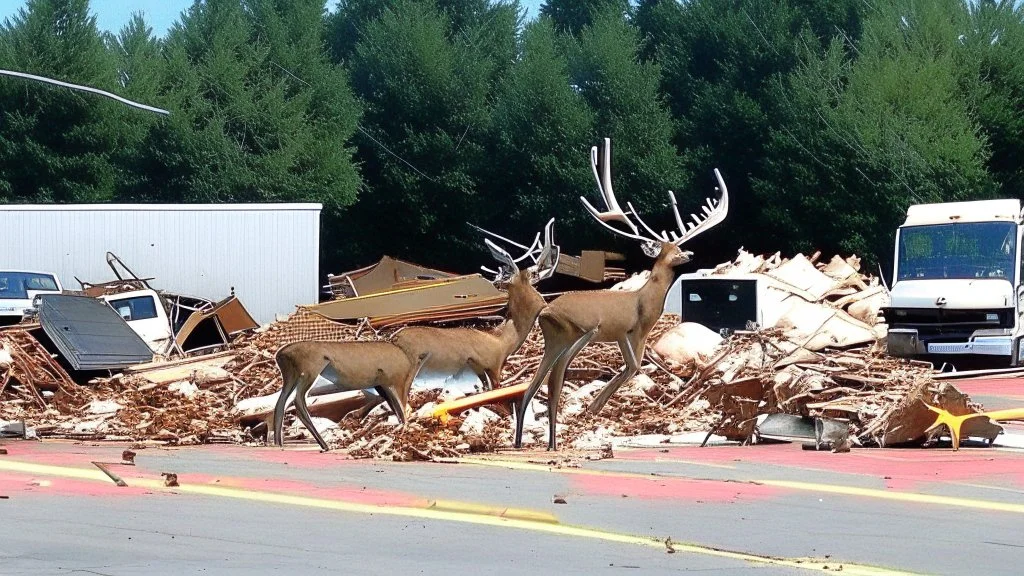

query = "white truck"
[0,270,63,325]
[883,199,1024,367]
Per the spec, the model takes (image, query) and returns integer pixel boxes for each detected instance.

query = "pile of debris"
[0,324,78,415]
[272,316,696,460]
[1,249,994,458]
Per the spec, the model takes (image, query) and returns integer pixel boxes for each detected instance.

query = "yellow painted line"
[427,499,559,524]
[457,457,661,479]
[0,458,917,576]
[947,481,1024,496]
[759,479,1024,514]
[650,457,736,469]
[457,457,1024,515]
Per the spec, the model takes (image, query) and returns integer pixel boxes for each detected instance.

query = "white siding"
[0,204,321,324]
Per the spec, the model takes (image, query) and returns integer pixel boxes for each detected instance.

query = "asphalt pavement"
[3,430,1024,576]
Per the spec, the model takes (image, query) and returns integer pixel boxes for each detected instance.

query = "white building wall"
[0,204,321,324]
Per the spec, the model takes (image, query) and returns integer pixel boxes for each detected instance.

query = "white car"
[0,270,63,325]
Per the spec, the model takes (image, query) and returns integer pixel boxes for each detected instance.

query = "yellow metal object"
[432,383,529,424]
[924,404,1024,450]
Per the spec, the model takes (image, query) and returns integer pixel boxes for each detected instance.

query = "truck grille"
[882,307,1013,334]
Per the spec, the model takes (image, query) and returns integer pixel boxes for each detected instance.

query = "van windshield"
[0,272,60,299]
[897,222,1017,281]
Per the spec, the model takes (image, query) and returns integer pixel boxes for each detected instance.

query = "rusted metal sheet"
[208,296,259,335]
[326,256,455,299]
[310,274,506,322]
[173,296,258,352]
[552,251,626,283]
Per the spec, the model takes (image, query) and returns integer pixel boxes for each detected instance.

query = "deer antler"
[470,219,560,283]
[580,138,729,256]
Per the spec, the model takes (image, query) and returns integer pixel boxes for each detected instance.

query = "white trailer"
[0,203,321,324]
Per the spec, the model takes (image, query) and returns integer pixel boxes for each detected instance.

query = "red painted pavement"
[0,441,426,506]
[617,443,1024,490]
[573,473,779,503]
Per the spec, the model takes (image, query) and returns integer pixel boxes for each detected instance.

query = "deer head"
[471,218,560,285]
[581,138,729,258]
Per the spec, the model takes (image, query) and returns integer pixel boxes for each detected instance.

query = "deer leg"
[466,357,492,391]
[515,348,568,449]
[273,361,326,447]
[384,351,431,425]
[293,377,331,452]
[546,328,598,451]
[374,384,407,425]
[587,332,643,414]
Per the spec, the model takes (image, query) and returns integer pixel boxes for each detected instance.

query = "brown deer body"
[273,341,429,451]
[273,226,554,451]
[392,269,547,391]
[514,138,728,450]
[514,243,690,450]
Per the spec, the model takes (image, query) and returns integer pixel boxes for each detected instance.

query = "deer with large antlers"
[514,138,729,450]
[273,223,555,451]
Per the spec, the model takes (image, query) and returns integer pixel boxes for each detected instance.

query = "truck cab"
[883,199,1024,366]
[100,289,174,355]
[0,270,63,325]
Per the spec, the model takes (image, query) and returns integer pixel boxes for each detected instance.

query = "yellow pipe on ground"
[432,383,529,424]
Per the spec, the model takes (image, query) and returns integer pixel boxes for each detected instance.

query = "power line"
[270,60,438,183]
[0,69,169,116]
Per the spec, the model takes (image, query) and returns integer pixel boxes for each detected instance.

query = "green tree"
[132,0,361,208]
[754,0,993,264]
[961,0,1024,198]
[326,0,398,63]
[0,0,122,202]
[567,8,687,250]
[539,0,628,35]
[339,0,498,269]
[105,13,167,200]
[483,17,594,251]
[646,0,868,261]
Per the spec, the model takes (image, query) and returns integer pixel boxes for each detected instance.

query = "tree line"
[1,0,1022,279]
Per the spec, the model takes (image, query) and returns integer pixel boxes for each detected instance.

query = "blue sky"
[1,1,546,37]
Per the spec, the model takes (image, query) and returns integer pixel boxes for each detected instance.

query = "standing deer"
[272,340,430,451]
[389,225,555,393]
[514,138,729,450]
[273,224,555,450]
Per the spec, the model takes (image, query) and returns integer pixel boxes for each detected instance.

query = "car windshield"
[107,295,159,321]
[897,222,1017,281]
[0,272,59,299]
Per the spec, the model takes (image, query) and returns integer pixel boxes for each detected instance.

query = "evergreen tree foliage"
[0,0,121,202]
[485,17,594,251]
[567,8,686,239]
[0,0,1022,275]
[539,0,628,35]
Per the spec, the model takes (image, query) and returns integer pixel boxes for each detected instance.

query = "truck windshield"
[0,272,59,299]
[897,222,1017,281]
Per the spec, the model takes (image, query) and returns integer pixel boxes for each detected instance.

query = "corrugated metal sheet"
[0,204,320,324]
[37,294,154,370]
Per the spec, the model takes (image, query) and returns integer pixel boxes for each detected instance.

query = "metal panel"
[37,294,154,370]
[0,204,320,324]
